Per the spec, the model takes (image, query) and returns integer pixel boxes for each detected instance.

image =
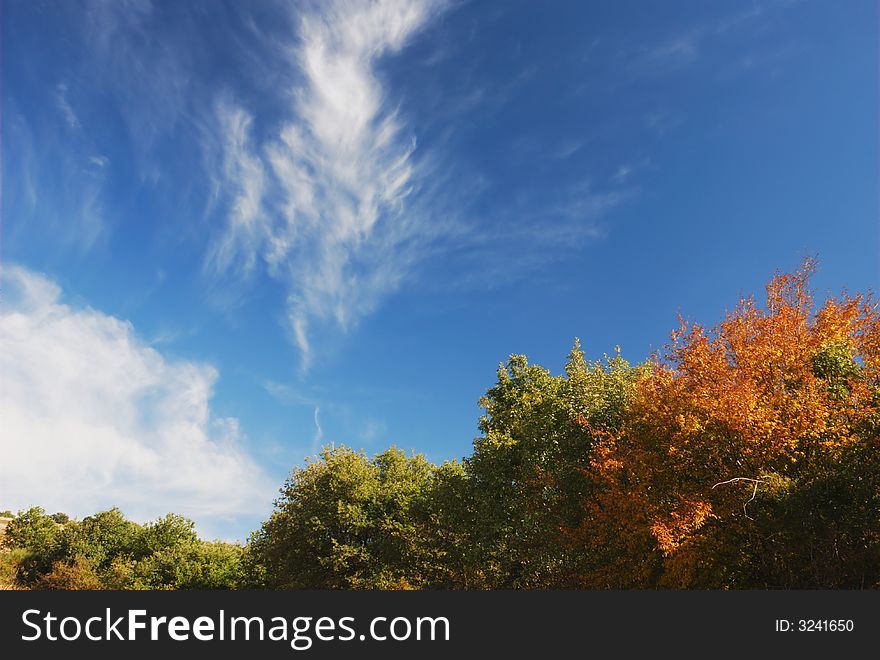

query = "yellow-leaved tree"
[577,259,880,588]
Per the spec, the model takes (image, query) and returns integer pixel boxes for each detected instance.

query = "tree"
[135,541,244,590]
[246,445,458,589]
[59,508,141,571]
[136,514,199,558]
[37,556,102,590]
[583,259,880,587]
[2,507,65,585]
[2,506,242,590]
[465,343,639,587]
[2,507,60,552]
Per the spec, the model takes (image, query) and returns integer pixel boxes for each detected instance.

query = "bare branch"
[712,476,770,519]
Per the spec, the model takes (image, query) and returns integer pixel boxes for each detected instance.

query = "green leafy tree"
[37,556,102,590]
[59,508,141,570]
[246,445,456,589]
[414,459,474,588]
[136,514,199,558]
[465,343,638,587]
[3,507,61,551]
[135,541,244,589]
[2,507,65,584]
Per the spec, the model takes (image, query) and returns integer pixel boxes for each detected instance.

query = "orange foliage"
[580,259,880,585]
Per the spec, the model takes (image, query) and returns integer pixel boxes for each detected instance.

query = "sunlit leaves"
[585,259,880,587]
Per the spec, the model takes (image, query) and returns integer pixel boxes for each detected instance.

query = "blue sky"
[1,0,877,539]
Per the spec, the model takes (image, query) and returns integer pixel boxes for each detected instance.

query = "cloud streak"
[55,83,82,130]
[209,0,447,371]
[206,101,268,280]
[629,2,785,76]
[312,406,324,453]
[0,266,273,538]
[44,0,626,374]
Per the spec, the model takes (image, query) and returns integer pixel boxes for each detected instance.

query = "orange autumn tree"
[581,259,880,588]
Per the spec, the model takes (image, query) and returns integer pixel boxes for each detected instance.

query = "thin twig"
[712,476,769,520]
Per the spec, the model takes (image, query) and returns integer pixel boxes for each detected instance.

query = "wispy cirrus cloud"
[54,83,82,130]
[5,90,109,251]
[311,406,324,453]
[4,0,162,253]
[629,1,796,76]
[206,102,268,280]
[263,380,325,455]
[13,0,630,374]
[0,266,273,538]
[426,180,631,294]
[208,0,449,372]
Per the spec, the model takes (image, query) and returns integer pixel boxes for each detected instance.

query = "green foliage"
[2,507,242,590]
[245,341,641,590]
[60,508,141,570]
[2,507,64,583]
[679,444,880,589]
[811,341,860,400]
[37,556,102,590]
[243,330,879,590]
[415,460,473,588]
[137,514,199,557]
[135,541,244,590]
[6,316,878,590]
[246,445,462,589]
[0,549,28,588]
[3,507,61,552]
[464,342,639,587]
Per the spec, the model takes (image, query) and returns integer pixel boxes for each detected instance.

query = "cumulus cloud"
[0,266,273,538]
[209,0,447,371]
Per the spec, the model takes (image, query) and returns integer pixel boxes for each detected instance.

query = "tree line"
[3,260,879,589]
[1,508,242,589]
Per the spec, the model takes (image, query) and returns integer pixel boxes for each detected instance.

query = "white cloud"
[8,81,109,251]
[262,381,325,456]
[358,419,386,444]
[613,157,650,183]
[0,266,273,538]
[311,406,324,453]
[206,101,268,279]
[209,0,447,372]
[263,380,318,408]
[629,3,784,76]
[554,139,586,160]
[55,83,81,130]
